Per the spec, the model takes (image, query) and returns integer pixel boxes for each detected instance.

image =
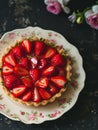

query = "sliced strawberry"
[14,64,29,76]
[22,91,32,101]
[19,57,31,70]
[30,69,40,81]
[31,57,38,69]
[33,87,41,102]
[39,58,47,69]
[51,76,66,88]
[12,45,26,59]
[42,66,55,76]
[51,54,64,66]
[49,85,58,95]
[35,41,44,56]
[39,88,51,100]
[36,77,48,88]
[2,64,13,75]
[44,47,56,58]
[22,40,32,53]
[4,74,21,89]
[4,53,16,66]
[12,85,26,97]
[22,77,33,88]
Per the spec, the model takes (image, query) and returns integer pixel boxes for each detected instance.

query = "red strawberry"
[33,87,41,102]
[39,88,51,100]
[12,85,26,97]
[36,77,48,88]
[4,53,16,66]
[12,45,26,59]
[19,58,31,70]
[4,74,21,89]
[51,54,64,66]
[49,85,58,95]
[39,58,47,69]
[42,66,55,76]
[51,76,66,88]
[22,40,32,53]
[2,64,13,75]
[14,64,29,76]
[31,57,38,69]
[30,69,40,81]
[35,41,44,56]
[44,47,56,58]
[22,77,33,88]
[22,91,32,101]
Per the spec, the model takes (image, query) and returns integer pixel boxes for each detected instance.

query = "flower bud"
[76,17,83,24]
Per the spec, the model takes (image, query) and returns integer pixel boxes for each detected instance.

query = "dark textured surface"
[0,0,98,129]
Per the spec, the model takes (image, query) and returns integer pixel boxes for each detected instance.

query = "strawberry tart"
[0,37,72,106]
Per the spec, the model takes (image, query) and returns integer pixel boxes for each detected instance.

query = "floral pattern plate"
[0,27,86,124]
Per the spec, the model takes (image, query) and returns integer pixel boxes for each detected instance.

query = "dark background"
[0,0,98,130]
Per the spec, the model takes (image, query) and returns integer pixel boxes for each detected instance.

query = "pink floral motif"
[9,114,14,117]
[21,33,28,38]
[48,110,61,118]
[58,97,72,106]
[50,39,56,44]
[45,0,62,15]
[48,32,52,36]
[31,31,35,36]
[39,112,44,118]
[28,113,37,120]
[50,113,56,117]
[56,110,61,114]
[0,104,5,110]
[9,32,16,39]
[20,111,25,115]
[54,33,58,36]
[58,98,66,105]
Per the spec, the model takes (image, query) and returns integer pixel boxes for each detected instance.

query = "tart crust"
[0,37,72,107]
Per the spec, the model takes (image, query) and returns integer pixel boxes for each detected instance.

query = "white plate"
[0,27,86,124]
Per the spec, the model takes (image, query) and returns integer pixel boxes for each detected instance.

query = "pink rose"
[86,14,98,30]
[46,0,62,15]
[85,5,98,30]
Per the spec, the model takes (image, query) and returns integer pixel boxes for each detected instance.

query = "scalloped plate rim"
[0,26,86,124]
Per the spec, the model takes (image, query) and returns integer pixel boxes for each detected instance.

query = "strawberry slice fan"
[1,37,72,106]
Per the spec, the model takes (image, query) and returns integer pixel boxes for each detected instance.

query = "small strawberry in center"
[30,69,40,82]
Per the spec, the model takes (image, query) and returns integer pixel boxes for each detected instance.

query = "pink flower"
[46,0,62,15]
[85,5,98,30]
[86,14,98,30]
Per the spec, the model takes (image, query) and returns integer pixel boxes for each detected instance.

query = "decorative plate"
[0,27,86,124]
